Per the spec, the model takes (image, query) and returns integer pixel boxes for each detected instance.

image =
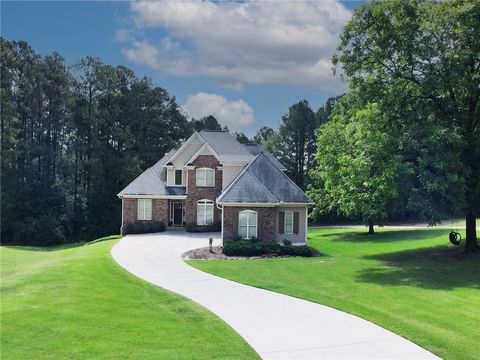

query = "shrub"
[232,236,243,242]
[122,221,165,235]
[223,240,318,257]
[279,245,318,257]
[282,239,292,246]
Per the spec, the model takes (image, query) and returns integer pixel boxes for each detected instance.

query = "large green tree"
[333,0,479,250]
[310,96,402,233]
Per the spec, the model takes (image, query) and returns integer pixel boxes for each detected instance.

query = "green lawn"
[0,236,258,359]
[190,228,480,360]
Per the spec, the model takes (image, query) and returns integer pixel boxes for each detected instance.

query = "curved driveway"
[111,232,439,359]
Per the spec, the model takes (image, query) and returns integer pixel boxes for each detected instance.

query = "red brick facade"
[185,155,222,226]
[122,198,169,227]
[222,206,275,242]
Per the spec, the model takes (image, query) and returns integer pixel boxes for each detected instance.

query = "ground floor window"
[285,211,294,234]
[239,210,257,239]
[197,199,214,225]
[138,199,152,220]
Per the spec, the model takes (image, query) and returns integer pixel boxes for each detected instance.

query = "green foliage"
[269,100,319,189]
[252,126,275,144]
[121,221,166,235]
[232,131,251,144]
[190,115,222,132]
[332,0,479,246]
[223,240,317,257]
[0,38,190,245]
[309,95,402,229]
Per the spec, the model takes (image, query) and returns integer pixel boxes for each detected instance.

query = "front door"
[173,201,184,226]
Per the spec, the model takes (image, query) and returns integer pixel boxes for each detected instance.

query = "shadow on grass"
[335,229,449,243]
[357,245,480,290]
[2,235,121,252]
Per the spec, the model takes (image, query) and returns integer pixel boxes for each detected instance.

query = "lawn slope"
[191,228,480,360]
[1,237,258,359]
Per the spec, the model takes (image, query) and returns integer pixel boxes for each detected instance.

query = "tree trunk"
[465,211,478,252]
[368,221,375,234]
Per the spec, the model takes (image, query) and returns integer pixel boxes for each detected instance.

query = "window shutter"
[293,212,299,234]
[279,211,285,234]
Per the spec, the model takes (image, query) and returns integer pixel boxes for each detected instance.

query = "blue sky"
[2,1,363,136]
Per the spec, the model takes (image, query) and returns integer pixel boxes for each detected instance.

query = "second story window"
[175,169,182,185]
[196,168,214,187]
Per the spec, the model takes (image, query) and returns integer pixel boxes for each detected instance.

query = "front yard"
[190,228,480,360]
[0,237,257,359]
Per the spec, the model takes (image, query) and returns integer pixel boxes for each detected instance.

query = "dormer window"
[175,170,182,185]
[196,168,214,187]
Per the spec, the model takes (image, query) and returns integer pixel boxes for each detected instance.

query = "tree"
[316,95,343,125]
[253,126,275,144]
[190,115,222,132]
[273,100,318,189]
[0,38,190,245]
[310,96,402,233]
[232,131,251,144]
[333,0,479,250]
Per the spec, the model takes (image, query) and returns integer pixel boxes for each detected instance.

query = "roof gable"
[217,153,313,205]
[243,144,286,171]
[198,131,254,164]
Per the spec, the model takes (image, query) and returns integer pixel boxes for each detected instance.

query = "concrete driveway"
[111,232,439,359]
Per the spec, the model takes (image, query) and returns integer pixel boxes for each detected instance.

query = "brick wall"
[122,198,168,226]
[223,206,275,242]
[186,155,223,226]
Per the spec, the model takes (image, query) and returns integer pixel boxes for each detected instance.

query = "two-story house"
[118,130,313,244]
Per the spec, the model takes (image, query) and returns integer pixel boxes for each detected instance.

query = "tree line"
[0,38,221,245]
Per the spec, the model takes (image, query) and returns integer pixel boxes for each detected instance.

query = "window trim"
[284,211,294,235]
[197,199,214,226]
[238,210,258,239]
[196,168,215,187]
[137,198,152,221]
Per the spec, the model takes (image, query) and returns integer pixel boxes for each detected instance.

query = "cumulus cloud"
[182,92,255,130]
[122,0,351,92]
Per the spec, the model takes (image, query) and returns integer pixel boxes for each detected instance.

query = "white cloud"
[182,92,255,130]
[123,0,351,92]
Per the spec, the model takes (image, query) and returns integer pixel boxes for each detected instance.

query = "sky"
[1,0,364,136]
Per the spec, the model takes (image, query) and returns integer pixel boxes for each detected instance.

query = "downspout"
[217,202,223,243]
[121,197,124,235]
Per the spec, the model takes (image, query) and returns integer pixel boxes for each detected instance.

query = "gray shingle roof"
[117,150,186,197]
[217,152,313,205]
[198,130,254,163]
[243,144,286,171]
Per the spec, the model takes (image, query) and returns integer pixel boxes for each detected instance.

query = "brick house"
[118,130,313,244]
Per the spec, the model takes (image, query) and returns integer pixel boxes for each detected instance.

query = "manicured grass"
[0,237,258,359]
[190,228,480,360]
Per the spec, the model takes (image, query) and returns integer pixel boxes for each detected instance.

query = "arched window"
[238,210,257,239]
[197,199,214,225]
[196,168,215,187]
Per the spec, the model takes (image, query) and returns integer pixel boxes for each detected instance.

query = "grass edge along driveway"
[0,236,259,359]
[190,228,480,360]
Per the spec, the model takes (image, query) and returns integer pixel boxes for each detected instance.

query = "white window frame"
[197,199,214,225]
[284,211,294,235]
[238,210,258,239]
[196,168,215,187]
[137,199,152,221]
